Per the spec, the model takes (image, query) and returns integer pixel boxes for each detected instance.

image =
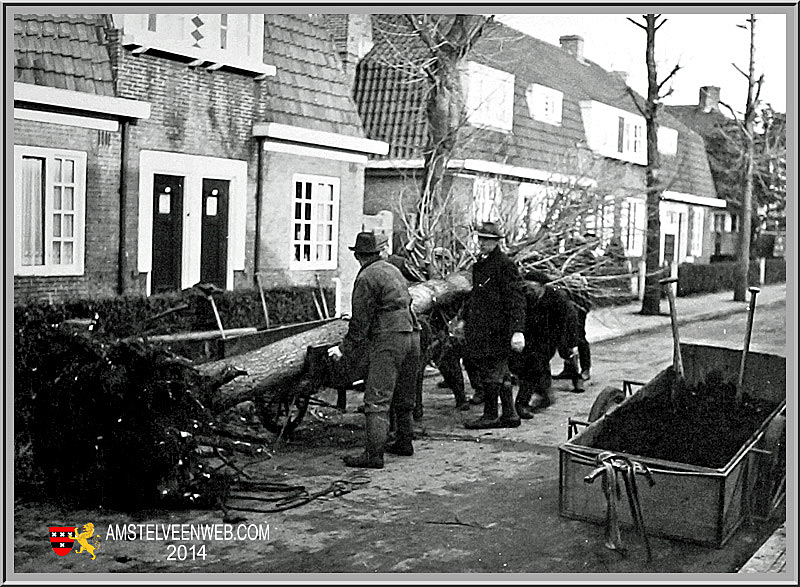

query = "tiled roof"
[356,16,717,198]
[14,13,115,95]
[261,14,366,138]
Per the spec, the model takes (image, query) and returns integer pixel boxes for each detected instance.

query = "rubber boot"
[464,385,500,429]
[343,412,387,469]
[385,409,414,456]
[515,380,535,420]
[496,376,521,428]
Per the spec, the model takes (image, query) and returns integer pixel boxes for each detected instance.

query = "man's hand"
[510,331,525,353]
[328,345,343,361]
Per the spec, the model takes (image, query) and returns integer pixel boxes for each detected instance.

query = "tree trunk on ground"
[200,275,474,412]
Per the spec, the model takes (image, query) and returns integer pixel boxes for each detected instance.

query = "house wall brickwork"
[257,150,364,313]
[13,119,122,304]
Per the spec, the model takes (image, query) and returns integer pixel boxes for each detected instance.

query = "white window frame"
[289,174,340,271]
[113,13,271,75]
[618,117,644,156]
[621,197,646,257]
[14,146,86,276]
[462,61,515,132]
[473,176,503,225]
[525,83,563,126]
[690,207,704,257]
[658,126,679,156]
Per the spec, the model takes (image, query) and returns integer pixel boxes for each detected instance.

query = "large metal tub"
[559,342,786,548]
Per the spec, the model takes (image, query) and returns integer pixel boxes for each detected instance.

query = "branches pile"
[15,320,246,510]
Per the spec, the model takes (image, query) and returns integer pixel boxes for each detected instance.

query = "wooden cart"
[559,342,786,548]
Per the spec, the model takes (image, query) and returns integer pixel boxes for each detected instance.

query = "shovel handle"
[659,277,684,388]
[735,287,761,404]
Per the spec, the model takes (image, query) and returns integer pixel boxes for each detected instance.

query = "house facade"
[664,85,786,259]
[13,13,387,311]
[338,16,724,275]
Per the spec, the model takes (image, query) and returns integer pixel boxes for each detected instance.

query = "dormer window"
[526,83,563,126]
[617,116,644,155]
[113,14,275,76]
[461,61,515,132]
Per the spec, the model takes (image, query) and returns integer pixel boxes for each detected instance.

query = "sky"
[495,12,789,115]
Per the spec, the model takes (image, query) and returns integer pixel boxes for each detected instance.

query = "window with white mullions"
[290,175,339,270]
[14,146,86,276]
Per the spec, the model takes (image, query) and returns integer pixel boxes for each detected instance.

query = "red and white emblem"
[49,526,75,556]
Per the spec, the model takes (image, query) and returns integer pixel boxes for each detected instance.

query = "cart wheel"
[588,386,626,422]
[258,389,310,435]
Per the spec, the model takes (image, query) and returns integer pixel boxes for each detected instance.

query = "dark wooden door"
[151,174,183,293]
[200,178,229,289]
[663,233,676,266]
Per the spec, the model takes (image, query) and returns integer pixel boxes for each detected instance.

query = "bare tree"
[717,15,764,301]
[628,14,681,315]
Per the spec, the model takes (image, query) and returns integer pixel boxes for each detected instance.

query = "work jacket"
[509,281,579,378]
[463,245,526,360]
[341,258,415,360]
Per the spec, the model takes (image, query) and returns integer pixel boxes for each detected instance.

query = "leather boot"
[344,412,388,469]
[496,376,521,428]
[452,382,470,411]
[515,380,535,420]
[385,409,414,456]
[465,385,499,429]
[468,388,485,405]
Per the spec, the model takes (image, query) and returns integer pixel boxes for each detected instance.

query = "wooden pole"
[315,273,330,318]
[208,295,226,340]
[736,287,761,405]
[659,277,684,400]
[256,273,270,330]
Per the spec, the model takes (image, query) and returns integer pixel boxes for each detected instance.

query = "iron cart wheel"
[257,381,314,435]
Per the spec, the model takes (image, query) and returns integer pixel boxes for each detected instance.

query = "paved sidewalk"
[584,282,790,577]
[586,282,787,344]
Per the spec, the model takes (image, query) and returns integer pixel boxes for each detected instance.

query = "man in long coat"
[462,222,527,429]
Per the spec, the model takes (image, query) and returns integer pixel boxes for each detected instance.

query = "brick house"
[331,16,724,272]
[665,86,753,259]
[13,13,386,310]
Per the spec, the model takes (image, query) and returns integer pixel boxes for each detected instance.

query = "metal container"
[559,342,786,548]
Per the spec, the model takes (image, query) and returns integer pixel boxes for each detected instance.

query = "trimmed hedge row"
[14,286,335,340]
[677,258,786,296]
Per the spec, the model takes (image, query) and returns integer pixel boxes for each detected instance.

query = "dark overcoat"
[509,281,578,379]
[463,246,526,361]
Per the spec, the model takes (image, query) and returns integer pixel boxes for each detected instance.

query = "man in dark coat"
[328,232,421,468]
[462,222,527,429]
[510,277,580,418]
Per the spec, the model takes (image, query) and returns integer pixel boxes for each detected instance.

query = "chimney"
[559,35,585,63]
[611,70,629,85]
[699,86,720,112]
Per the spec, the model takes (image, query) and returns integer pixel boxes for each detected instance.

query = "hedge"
[14,286,335,340]
[677,258,785,296]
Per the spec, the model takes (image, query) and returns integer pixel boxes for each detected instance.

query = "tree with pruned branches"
[627,14,682,315]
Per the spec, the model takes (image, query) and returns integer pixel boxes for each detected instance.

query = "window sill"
[15,266,84,277]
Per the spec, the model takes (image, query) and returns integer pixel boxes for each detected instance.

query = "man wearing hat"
[328,232,421,468]
[462,222,527,429]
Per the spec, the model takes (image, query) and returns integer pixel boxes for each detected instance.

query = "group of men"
[328,222,592,469]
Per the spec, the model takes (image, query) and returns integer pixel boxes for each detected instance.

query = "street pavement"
[583,282,790,577]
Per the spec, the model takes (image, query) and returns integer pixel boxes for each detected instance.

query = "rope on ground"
[222,475,370,514]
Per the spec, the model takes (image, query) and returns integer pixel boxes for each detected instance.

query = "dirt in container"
[591,370,779,469]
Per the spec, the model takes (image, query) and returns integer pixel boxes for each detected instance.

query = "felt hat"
[349,232,384,254]
[475,222,504,240]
